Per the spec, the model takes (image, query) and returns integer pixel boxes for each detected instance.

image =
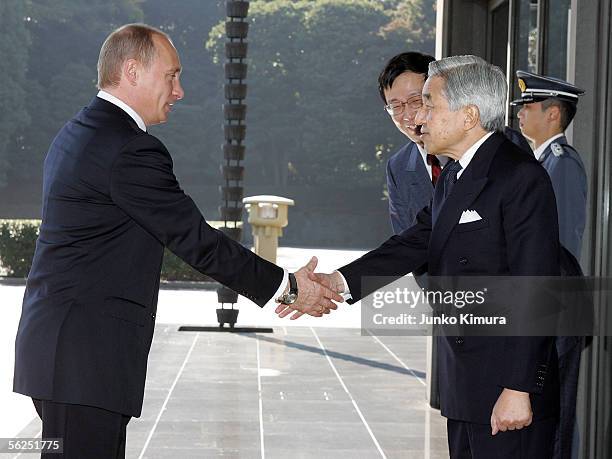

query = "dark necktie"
[432,160,463,225]
[443,160,463,200]
[427,154,442,186]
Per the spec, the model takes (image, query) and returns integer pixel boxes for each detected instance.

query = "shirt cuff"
[335,270,353,301]
[264,268,289,308]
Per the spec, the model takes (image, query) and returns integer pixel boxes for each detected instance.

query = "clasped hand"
[490,388,533,435]
[274,257,344,320]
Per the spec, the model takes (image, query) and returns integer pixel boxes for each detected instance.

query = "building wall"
[573,1,611,457]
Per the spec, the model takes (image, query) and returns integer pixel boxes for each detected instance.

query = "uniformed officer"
[512,71,587,459]
[513,70,587,260]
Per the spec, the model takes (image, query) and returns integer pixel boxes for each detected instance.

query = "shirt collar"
[457,131,494,178]
[417,142,450,166]
[533,133,564,161]
[96,90,147,132]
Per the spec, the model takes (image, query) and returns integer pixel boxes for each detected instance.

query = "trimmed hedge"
[0,220,39,277]
[160,249,210,282]
[0,219,236,281]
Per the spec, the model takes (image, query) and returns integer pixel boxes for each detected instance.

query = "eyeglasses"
[384,95,423,117]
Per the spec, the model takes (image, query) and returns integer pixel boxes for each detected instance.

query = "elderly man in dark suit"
[13,23,340,458]
[381,54,532,237]
[278,55,561,458]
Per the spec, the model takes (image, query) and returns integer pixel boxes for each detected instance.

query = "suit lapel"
[428,133,505,266]
[405,142,420,171]
[406,143,434,193]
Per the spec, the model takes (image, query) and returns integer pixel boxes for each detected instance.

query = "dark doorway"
[487,0,510,72]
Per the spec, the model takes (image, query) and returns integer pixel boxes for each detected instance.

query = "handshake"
[274,257,346,320]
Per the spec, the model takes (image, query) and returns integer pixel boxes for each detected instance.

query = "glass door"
[487,0,510,72]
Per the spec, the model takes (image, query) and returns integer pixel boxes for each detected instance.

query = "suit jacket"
[504,126,533,156]
[539,135,587,259]
[386,129,531,235]
[340,132,560,424]
[386,141,434,234]
[13,97,283,417]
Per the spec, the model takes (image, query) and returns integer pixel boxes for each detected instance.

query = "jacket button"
[459,257,468,265]
[151,313,156,319]
[455,337,464,345]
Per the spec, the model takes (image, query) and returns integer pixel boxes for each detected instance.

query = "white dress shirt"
[417,143,449,180]
[97,90,147,132]
[456,131,494,179]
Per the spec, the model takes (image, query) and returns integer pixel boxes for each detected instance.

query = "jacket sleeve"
[547,156,587,259]
[109,134,283,307]
[338,204,431,303]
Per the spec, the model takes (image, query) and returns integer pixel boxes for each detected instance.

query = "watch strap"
[288,272,297,295]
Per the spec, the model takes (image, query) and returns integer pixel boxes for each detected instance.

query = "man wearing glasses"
[379,52,443,235]
[380,53,532,237]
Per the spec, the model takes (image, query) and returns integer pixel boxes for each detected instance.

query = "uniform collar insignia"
[551,142,564,157]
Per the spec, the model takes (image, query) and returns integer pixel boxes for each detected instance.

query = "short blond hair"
[97,23,169,89]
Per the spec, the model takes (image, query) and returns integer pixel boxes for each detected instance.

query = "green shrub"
[0,219,233,282]
[160,249,210,282]
[0,220,40,277]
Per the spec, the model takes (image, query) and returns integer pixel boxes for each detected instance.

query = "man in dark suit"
[380,54,532,236]
[13,24,340,458]
[278,56,561,457]
[378,52,440,234]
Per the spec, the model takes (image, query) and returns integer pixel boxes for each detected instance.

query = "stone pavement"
[1,247,449,458]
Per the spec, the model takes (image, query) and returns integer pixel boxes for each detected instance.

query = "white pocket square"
[459,210,482,224]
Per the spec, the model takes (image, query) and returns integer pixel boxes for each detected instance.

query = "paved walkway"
[1,248,448,458]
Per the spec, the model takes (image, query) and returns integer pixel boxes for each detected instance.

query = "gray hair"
[97,23,169,89]
[428,55,507,132]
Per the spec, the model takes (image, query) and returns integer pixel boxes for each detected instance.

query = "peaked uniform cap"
[511,70,585,106]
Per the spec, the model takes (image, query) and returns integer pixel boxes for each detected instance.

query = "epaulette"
[551,142,565,157]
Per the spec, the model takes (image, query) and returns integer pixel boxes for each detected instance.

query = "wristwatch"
[276,273,298,305]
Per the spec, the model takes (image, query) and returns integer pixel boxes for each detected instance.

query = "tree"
[7,0,143,187]
[144,0,227,202]
[1,0,436,246]
[0,0,31,187]
[207,0,435,190]
[4,0,227,216]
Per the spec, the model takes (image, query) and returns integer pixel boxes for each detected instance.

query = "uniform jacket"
[13,97,283,417]
[538,135,587,259]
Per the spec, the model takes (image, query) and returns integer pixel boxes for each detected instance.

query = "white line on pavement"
[137,333,199,459]
[12,428,41,459]
[256,335,265,459]
[366,331,426,386]
[310,327,387,459]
